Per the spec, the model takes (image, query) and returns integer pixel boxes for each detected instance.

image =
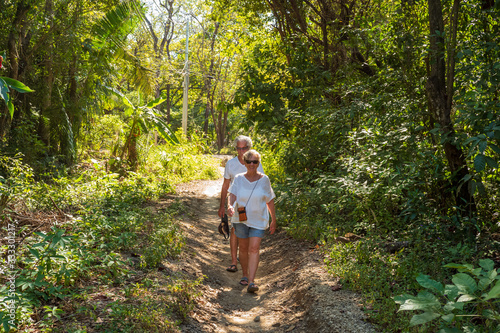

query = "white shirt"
[228,174,275,230]
[224,157,264,223]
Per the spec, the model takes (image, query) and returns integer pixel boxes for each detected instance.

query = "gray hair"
[234,135,252,148]
[243,149,261,162]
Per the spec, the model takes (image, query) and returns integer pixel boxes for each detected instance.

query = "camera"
[238,206,247,222]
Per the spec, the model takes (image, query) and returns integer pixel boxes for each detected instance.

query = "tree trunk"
[0,1,31,138]
[426,0,475,214]
[38,0,54,148]
[145,0,175,130]
[165,85,171,123]
[204,22,220,135]
[215,102,228,150]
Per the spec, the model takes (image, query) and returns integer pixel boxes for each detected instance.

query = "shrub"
[141,224,184,269]
[394,259,500,332]
[167,277,204,320]
[0,153,34,214]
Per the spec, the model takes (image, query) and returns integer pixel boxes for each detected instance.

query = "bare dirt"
[160,165,378,333]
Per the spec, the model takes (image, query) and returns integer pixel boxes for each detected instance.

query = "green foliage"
[252,137,286,184]
[254,8,499,328]
[21,227,81,289]
[140,224,184,269]
[0,0,498,332]
[0,0,158,172]
[84,91,180,173]
[88,0,156,97]
[39,306,64,332]
[79,114,218,183]
[0,154,34,214]
[141,130,220,184]
[395,259,500,332]
[114,90,179,143]
[0,145,212,331]
[79,114,126,155]
[324,237,489,332]
[0,77,34,118]
[77,280,180,332]
[234,38,332,135]
[0,114,48,173]
[167,277,204,320]
[275,109,429,240]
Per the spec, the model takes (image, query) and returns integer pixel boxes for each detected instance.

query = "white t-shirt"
[224,157,264,223]
[228,174,275,230]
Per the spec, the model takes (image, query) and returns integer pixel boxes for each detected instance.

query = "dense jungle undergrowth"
[2,0,500,331]
[0,129,499,332]
[0,135,224,332]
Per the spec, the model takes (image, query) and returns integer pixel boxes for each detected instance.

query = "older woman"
[227,149,276,293]
[218,135,264,273]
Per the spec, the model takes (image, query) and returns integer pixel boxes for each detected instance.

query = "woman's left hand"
[270,220,277,234]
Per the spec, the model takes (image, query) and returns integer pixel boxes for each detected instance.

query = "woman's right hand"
[227,205,235,217]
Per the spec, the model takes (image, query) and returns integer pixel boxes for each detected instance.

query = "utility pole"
[182,17,190,134]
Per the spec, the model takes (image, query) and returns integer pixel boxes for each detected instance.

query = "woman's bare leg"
[247,237,262,284]
[238,237,249,280]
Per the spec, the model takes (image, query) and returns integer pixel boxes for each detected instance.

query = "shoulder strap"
[245,178,260,206]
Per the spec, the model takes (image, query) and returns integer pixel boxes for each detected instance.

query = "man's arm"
[218,178,231,218]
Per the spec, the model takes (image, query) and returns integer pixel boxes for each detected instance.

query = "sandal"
[247,282,259,293]
[239,277,249,286]
[226,264,238,272]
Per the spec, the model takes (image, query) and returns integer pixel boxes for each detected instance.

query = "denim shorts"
[233,223,266,239]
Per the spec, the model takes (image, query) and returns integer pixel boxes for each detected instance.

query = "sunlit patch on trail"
[203,183,221,197]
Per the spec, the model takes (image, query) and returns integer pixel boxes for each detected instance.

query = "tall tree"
[426,0,475,213]
[142,0,179,122]
[265,0,375,79]
[1,0,33,138]
[0,0,153,167]
[185,1,259,149]
[202,21,219,135]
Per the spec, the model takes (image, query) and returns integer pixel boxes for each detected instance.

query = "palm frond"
[91,0,155,96]
[143,109,179,145]
[92,1,139,50]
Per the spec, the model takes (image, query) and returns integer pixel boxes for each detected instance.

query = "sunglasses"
[236,146,249,151]
[245,160,259,164]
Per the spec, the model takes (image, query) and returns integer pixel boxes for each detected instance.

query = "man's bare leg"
[226,227,239,272]
[230,227,238,266]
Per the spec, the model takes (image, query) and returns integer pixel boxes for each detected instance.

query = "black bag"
[218,214,229,239]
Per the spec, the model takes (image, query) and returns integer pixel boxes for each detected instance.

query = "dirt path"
[159,169,378,333]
